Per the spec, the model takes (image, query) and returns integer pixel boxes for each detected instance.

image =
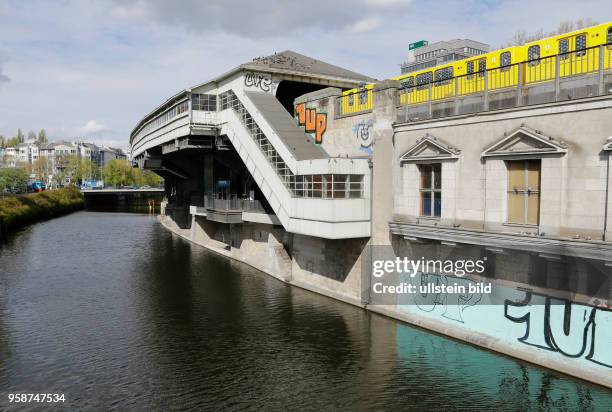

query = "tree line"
[0,129,48,147]
[1,156,162,192]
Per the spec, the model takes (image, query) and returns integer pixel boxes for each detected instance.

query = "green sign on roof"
[409,40,428,50]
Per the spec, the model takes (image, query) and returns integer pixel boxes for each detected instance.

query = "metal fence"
[397,44,612,122]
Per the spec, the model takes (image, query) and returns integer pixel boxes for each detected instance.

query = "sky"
[0,0,611,149]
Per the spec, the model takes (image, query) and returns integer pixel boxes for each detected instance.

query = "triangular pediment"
[400,135,460,163]
[482,126,567,158]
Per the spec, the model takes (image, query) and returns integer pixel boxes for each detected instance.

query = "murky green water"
[0,212,610,410]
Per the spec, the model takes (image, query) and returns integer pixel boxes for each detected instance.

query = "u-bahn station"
[130,25,612,388]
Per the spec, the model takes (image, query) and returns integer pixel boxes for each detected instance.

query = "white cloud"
[78,120,110,135]
[346,17,382,33]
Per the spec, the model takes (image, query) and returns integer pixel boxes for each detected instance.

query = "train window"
[500,52,512,71]
[558,38,569,60]
[434,67,453,84]
[528,45,540,66]
[466,61,475,79]
[416,72,433,90]
[608,27,612,45]
[478,59,486,77]
[358,91,368,105]
[575,34,587,56]
[347,94,354,107]
[400,77,414,89]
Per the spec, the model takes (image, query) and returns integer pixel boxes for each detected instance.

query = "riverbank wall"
[0,187,84,239]
[159,213,612,389]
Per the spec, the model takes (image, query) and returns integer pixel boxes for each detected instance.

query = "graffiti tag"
[352,119,374,153]
[244,72,273,92]
[411,273,482,323]
[505,291,612,368]
[295,103,327,144]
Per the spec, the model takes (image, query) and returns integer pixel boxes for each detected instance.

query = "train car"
[343,21,612,116]
[27,180,46,192]
[340,84,374,116]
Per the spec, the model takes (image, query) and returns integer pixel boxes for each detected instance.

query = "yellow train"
[340,22,612,115]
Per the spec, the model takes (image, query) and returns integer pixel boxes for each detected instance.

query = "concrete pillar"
[371,80,399,246]
[204,152,214,197]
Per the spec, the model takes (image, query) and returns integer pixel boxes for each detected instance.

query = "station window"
[347,94,354,107]
[575,34,587,56]
[434,67,453,84]
[528,45,540,66]
[500,52,512,71]
[192,94,217,111]
[419,164,441,218]
[507,160,540,225]
[608,27,612,45]
[558,38,569,60]
[416,72,433,90]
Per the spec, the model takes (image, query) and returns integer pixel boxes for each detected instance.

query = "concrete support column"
[204,152,214,197]
[371,80,399,246]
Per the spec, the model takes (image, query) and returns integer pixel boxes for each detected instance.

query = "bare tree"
[503,18,598,47]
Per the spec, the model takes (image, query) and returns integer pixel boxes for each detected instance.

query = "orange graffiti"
[295,103,327,144]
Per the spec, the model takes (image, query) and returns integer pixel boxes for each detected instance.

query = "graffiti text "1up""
[295,103,327,144]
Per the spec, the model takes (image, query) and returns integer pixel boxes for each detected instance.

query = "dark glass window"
[559,38,569,60]
[358,90,368,105]
[416,72,433,90]
[434,67,453,84]
[500,52,512,71]
[466,61,475,79]
[575,34,587,56]
[528,45,540,66]
[400,77,414,89]
[608,27,612,44]
[478,58,486,77]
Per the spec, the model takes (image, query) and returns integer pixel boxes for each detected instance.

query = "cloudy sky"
[0,0,611,149]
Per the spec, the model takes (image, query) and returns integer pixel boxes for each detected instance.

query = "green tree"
[37,129,47,144]
[0,168,29,192]
[64,155,98,184]
[0,135,5,148]
[32,157,53,181]
[102,159,134,187]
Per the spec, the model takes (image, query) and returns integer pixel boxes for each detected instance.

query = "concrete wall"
[393,97,612,240]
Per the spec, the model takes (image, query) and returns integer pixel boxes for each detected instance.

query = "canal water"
[0,211,611,411]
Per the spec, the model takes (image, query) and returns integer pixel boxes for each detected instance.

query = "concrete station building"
[130,48,612,388]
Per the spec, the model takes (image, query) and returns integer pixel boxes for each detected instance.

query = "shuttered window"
[507,160,540,225]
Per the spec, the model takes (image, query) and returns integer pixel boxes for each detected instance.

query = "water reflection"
[0,212,610,410]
